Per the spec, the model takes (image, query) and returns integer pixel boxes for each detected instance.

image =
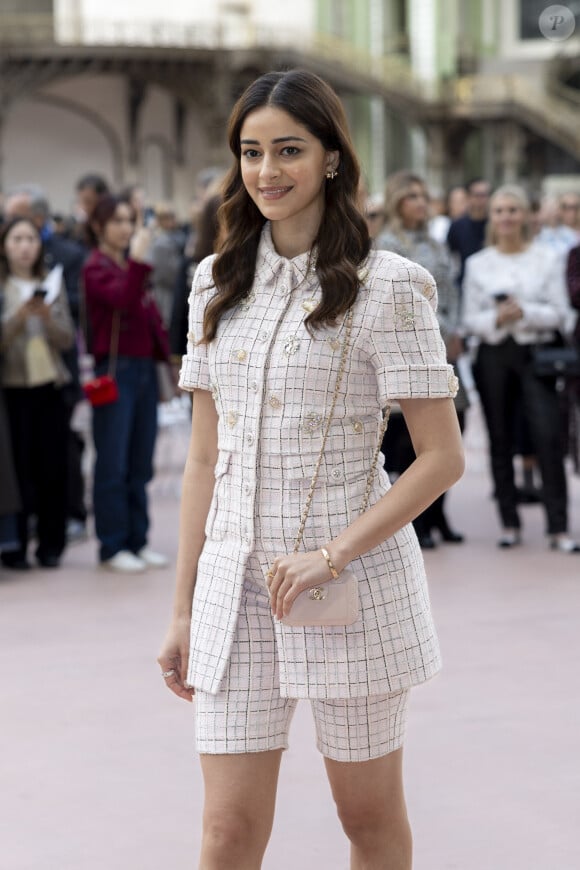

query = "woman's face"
[100,203,135,253]
[239,105,338,240]
[3,221,41,276]
[398,183,429,229]
[490,195,526,241]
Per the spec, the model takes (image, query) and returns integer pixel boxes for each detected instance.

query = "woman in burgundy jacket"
[83,195,170,573]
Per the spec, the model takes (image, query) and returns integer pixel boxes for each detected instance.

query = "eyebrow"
[240,136,307,145]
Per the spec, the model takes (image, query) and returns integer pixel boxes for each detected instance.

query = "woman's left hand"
[266,551,335,620]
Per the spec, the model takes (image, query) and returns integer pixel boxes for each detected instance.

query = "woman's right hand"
[157,617,195,702]
[496,296,523,327]
[129,226,153,263]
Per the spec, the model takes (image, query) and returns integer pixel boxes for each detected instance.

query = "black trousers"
[381,410,465,539]
[2,384,68,561]
[473,338,568,535]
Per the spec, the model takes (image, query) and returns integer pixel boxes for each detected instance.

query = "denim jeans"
[92,357,158,561]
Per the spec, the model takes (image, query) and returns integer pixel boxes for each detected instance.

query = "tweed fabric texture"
[179,223,457,699]
[194,553,410,760]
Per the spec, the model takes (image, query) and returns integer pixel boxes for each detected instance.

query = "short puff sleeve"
[365,254,458,405]
[178,256,216,392]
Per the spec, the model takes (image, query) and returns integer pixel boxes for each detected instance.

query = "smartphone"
[493,292,509,303]
[32,288,48,300]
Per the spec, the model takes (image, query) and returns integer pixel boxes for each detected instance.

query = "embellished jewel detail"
[448,373,459,395]
[227,410,238,428]
[210,382,219,400]
[422,283,436,301]
[351,418,364,434]
[239,291,255,311]
[397,309,416,329]
[302,298,317,314]
[330,467,343,480]
[235,349,248,362]
[357,266,369,284]
[187,330,195,342]
[268,395,282,409]
[283,336,301,356]
[327,337,341,351]
[302,411,324,434]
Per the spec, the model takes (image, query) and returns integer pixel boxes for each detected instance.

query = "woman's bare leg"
[198,749,283,870]
[324,748,412,870]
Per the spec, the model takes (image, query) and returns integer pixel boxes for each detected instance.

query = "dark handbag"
[532,342,580,379]
[82,310,121,407]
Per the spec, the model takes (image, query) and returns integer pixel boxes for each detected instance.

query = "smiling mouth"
[258,186,293,199]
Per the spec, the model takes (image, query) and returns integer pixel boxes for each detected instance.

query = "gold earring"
[326,170,338,180]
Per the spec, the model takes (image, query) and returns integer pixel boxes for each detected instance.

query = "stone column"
[423,123,447,194]
[500,120,524,184]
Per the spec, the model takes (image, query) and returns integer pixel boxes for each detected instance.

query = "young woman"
[83,195,170,573]
[377,170,466,548]
[0,217,74,569]
[158,70,464,869]
[463,185,578,552]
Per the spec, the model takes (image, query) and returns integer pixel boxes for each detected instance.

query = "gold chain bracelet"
[320,547,339,579]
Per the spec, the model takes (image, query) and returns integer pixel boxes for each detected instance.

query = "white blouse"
[462,242,575,345]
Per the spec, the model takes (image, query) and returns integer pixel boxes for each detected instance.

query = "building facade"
[0,0,579,213]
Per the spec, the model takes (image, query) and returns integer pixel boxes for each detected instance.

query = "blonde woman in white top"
[158,70,464,869]
[463,184,578,552]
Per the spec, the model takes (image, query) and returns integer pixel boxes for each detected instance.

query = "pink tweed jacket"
[179,224,458,699]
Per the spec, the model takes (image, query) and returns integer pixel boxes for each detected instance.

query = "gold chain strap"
[293,309,391,554]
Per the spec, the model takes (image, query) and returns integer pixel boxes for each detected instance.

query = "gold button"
[448,373,459,395]
[235,349,248,362]
[269,395,282,409]
[357,266,369,283]
[302,299,317,313]
[352,419,363,434]
[227,410,238,428]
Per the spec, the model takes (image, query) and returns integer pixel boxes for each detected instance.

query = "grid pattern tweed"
[179,223,458,700]
[194,553,410,761]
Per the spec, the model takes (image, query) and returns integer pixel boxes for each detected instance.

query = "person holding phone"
[463,185,578,552]
[0,217,74,569]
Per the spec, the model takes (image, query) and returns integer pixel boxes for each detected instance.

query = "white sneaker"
[137,547,169,568]
[100,550,147,573]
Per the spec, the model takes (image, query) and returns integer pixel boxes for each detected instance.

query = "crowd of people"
[1,162,579,574]
[365,176,580,552]
[0,169,224,572]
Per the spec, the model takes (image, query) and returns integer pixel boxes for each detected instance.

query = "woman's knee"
[335,796,410,846]
[202,807,269,861]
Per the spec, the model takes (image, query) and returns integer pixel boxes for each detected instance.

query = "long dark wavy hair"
[202,69,370,342]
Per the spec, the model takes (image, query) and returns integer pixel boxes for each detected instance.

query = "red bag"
[83,375,119,407]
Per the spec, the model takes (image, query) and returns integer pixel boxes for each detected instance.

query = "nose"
[259,153,280,181]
